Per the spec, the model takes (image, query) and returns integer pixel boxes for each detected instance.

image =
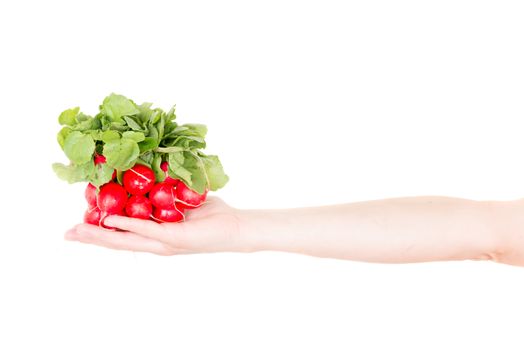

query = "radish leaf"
[101,93,139,122]
[58,107,79,126]
[103,138,140,171]
[64,131,95,165]
[54,93,228,193]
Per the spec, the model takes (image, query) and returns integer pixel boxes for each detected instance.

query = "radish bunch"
[84,162,207,226]
[53,93,228,225]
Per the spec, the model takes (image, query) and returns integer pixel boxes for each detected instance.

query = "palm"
[163,197,242,253]
[65,197,243,255]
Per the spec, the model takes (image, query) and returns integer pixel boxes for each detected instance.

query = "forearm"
[237,196,502,263]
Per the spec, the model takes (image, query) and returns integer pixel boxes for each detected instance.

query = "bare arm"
[65,196,522,266]
[238,196,502,263]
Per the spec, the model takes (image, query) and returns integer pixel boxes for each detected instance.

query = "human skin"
[64,196,524,266]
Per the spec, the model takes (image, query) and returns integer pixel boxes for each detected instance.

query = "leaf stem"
[155,146,184,153]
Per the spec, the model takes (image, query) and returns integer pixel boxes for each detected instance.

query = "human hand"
[64,197,246,255]
[65,195,517,265]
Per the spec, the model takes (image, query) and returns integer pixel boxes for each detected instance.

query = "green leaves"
[52,161,94,184]
[122,131,145,143]
[101,93,139,122]
[123,116,144,131]
[182,152,208,194]
[58,107,80,126]
[101,130,120,143]
[163,149,228,194]
[138,137,158,154]
[53,93,229,193]
[57,127,72,149]
[103,137,140,171]
[100,131,144,171]
[202,155,229,191]
[90,162,115,187]
[72,116,100,131]
[152,153,165,183]
[168,151,192,185]
[52,161,113,187]
[181,124,208,138]
[63,131,95,164]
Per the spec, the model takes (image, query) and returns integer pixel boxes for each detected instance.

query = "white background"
[1,0,523,349]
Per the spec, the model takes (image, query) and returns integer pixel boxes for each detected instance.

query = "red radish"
[160,161,180,186]
[84,207,101,225]
[149,183,177,209]
[97,182,128,214]
[175,182,207,209]
[152,204,185,223]
[123,164,155,195]
[125,195,153,219]
[164,176,180,186]
[94,154,106,165]
[85,183,97,209]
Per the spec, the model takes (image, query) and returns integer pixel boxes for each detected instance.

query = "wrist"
[234,209,266,253]
[235,208,287,253]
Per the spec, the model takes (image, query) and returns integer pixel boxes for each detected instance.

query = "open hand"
[65,197,245,255]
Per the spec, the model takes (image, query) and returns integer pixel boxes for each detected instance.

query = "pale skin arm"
[65,196,524,266]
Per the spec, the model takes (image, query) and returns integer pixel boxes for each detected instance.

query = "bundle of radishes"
[83,161,208,225]
[53,93,228,226]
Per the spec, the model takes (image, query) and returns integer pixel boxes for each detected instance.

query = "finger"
[66,224,171,254]
[103,215,183,245]
[65,224,191,255]
[69,224,194,255]
[103,215,168,238]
